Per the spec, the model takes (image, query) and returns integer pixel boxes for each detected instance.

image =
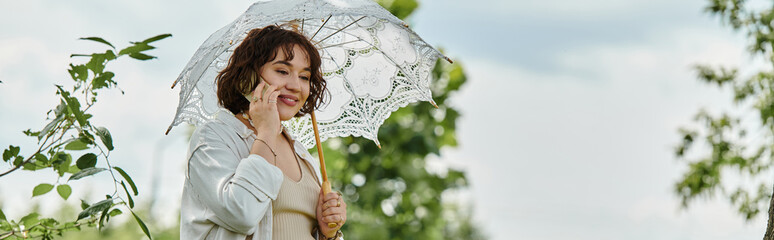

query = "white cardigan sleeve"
[186,123,283,235]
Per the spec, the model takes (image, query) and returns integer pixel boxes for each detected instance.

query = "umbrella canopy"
[167,0,450,149]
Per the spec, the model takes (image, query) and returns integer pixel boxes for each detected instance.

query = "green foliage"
[374,0,419,20]
[0,34,170,239]
[676,0,774,222]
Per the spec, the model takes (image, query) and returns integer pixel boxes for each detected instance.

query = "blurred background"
[0,0,769,239]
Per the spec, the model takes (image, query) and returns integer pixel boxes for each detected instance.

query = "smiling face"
[216,26,326,118]
[259,45,311,121]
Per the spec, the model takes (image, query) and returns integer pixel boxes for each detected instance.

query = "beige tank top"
[270,154,321,240]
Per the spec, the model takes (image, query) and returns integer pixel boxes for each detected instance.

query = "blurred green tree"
[675,0,774,239]
[313,0,486,239]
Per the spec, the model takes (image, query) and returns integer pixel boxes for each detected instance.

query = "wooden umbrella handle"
[311,112,329,188]
[310,112,337,228]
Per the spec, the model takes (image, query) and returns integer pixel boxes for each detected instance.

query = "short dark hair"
[216,25,326,117]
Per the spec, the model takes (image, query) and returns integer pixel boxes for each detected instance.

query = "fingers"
[251,81,278,102]
[324,199,337,208]
[322,192,338,202]
[323,206,345,216]
[323,215,343,223]
[322,193,345,209]
[318,190,347,216]
[266,89,280,104]
[317,191,347,234]
[263,84,277,101]
[251,81,265,102]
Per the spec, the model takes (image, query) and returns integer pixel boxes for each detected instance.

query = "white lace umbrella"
[167,0,449,196]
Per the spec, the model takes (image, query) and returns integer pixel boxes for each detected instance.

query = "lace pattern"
[168,0,445,149]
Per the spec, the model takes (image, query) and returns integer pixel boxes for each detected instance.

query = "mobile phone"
[243,82,271,102]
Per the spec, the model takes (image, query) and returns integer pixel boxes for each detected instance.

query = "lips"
[278,94,299,106]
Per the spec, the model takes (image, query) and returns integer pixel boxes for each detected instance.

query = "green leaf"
[57,184,72,200]
[13,156,23,167]
[34,153,48,165]
[118,43,153,56]
[131,210,152,240]
[385,0,418,20]
[98,206,110,229]
[0,208,6,221]
[9,146,19,157]
[68,164,80,174]
[50,152,72,176]
[77,198,112,220]
[128,52,155,60]
[108,208,122,217]
[23,129,40,137]
[3,148,12,162]
[121,181,134,208]
[32,183,54,197]
[20,213,39,227]
[76,153,97,169]
[85,53,108,74]
[92,71,115,90]
[141,33,172,44]
[51,152,68,164]
[69,167,107,181]
[57,85,86,126]
[79,130,95,144]
[2,145,20,162]
[79,37,115,49]
[39,113,63,141]
[80,199,90,210]
[64,139,88,150]
[114,167,137,195]
[68,64,88,81]
[96,127,114,151]
[22,161,41,170]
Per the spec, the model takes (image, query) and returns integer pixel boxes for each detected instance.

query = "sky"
[0,0,768,239]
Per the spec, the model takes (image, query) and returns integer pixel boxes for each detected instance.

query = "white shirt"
[180,109,323,240]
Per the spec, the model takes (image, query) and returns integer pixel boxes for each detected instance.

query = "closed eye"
[276,70,289,75]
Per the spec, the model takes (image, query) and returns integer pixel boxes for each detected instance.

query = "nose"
[285,73,301,91]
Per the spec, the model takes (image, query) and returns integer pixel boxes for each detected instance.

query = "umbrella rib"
[310,15,332,40]
[317,16,366,44]
[319,39,362,49]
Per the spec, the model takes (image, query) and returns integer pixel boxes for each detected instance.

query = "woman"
[180,26,346,240]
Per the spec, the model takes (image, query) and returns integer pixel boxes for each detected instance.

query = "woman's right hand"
[247,81,281,138]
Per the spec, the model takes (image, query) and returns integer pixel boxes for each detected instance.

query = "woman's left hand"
[316,191,347,238]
